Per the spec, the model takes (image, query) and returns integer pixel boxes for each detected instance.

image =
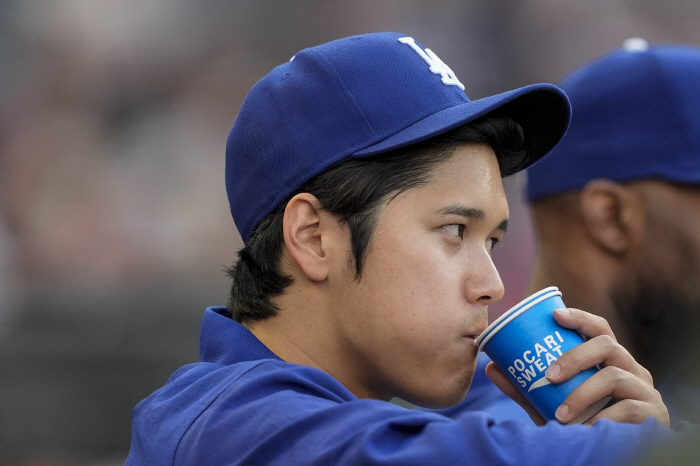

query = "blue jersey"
[126,307,679,466]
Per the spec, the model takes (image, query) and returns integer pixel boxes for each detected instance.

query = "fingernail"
[554,308,570,316]
[555,404,569,422]
[545,364,561,379]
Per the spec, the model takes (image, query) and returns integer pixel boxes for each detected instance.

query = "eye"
[486,237,500,253]
[443,224,464,238]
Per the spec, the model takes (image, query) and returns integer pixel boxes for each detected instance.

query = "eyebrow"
[439,205,509,233]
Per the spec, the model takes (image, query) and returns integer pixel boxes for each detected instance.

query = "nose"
[465,250,505,305]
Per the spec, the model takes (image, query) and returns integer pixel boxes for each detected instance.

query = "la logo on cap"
[399,36,465,90]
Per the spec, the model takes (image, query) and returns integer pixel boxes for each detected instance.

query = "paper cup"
[476,287,611,424]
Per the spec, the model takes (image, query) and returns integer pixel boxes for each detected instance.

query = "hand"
[485,307,670,427]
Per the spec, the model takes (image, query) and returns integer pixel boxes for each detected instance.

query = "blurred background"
[1,1,700,464]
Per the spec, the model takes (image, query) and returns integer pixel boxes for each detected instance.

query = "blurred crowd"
[2,1,700,464]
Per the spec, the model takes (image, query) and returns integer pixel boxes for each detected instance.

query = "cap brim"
[353,83,571,176]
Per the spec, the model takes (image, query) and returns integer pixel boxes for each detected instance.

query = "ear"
[579,180,641,255]
[282,193,332,282]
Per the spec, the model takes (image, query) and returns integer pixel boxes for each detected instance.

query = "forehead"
[435,143,502,180]
[385,143,509,217]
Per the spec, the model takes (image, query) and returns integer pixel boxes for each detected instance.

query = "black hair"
[226,114,529,323]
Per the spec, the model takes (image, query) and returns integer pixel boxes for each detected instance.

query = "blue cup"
[476,287,610,423]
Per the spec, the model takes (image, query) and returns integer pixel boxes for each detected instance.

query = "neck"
[245,280,330,369]
[244,273,377,400]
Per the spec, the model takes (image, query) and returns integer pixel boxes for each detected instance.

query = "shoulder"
[129,359,340,466]
[149,358,355,418]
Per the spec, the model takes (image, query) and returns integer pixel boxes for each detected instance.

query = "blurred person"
[126,33,680,465]
[0,215,19,332]
[525,39,700,424]
[637,430,700,466]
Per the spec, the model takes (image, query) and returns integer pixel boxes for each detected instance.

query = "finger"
[544,334,653,385]
[554,366,667,425]
[585,399,670,427]
[485,362,546,425]
[551,307,616,341]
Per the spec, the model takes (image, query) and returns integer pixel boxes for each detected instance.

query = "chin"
[412,391,468,410]
[404,376,474,409]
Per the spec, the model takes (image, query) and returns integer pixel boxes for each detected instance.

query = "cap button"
[623,37,649,52]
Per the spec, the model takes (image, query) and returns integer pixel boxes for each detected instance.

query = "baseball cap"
[226,32,571,243]
[527,38,700,202]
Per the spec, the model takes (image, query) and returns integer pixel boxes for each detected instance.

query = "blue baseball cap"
[527,39,700,202]
[226,32,571,243]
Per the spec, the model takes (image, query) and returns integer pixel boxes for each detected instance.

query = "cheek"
[638,223,692,280]
[366,241,462,334]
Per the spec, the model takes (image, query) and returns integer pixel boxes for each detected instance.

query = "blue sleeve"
[169,362,677,466]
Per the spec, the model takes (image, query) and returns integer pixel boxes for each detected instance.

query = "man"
[126,32,674,465]
[525,39,700,424]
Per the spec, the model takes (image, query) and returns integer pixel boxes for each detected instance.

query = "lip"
[462,331,484,341]
[464,325,487,341]
[461,314,488,341]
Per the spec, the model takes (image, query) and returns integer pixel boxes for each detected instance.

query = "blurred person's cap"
[527,38,700,202]
[226,32,571,243]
